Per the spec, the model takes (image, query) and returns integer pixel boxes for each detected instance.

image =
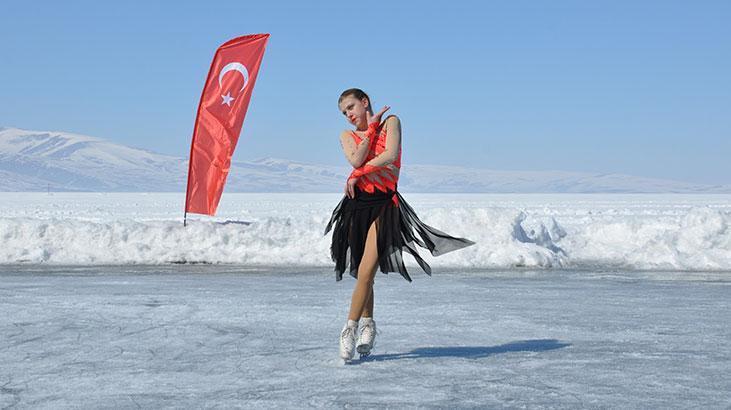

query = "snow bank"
[0,193,729,270]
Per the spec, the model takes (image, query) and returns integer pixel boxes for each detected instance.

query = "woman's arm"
[348,116,401,181]
[338,122,380,168]
[339,131,368,168]
[364,115,401,167]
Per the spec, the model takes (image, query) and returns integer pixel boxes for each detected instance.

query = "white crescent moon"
[218,62,249,92]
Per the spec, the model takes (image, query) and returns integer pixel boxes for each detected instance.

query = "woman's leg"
[361,287,374,319]
[347,219,379,321]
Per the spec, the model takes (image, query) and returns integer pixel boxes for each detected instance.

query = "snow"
[3,126,730,193]
[0,265,728,407]
[1,193,729,407]
[0,193,730,272]
[0,127,185,191]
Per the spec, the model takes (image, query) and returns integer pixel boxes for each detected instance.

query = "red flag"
[185,33,270,216]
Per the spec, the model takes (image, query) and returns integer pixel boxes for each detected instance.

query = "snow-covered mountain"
[0,127,185,191]
[0,127,345,192]
[1,126,729,193]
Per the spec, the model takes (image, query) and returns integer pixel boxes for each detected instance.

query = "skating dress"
[324,117,476,282]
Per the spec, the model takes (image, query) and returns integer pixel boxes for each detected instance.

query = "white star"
[221,92,235,106]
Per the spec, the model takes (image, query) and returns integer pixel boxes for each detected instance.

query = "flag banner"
[185,33,270,216]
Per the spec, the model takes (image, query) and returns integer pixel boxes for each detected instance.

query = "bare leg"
[347,219,379,321]
[361,287,374,319]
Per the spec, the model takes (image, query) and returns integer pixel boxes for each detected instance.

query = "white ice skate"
[339,320,358,361]
[356,318,377,358]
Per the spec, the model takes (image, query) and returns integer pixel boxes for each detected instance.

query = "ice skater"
[324,88,477,361]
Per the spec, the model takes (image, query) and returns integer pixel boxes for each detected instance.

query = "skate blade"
[356,344,372,355]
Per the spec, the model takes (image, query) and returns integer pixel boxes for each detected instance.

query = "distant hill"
[1,126,729,193]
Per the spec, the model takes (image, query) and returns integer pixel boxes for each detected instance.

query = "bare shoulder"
[383,115,400,126]
[340,129,356,144]
[383,115,401,134]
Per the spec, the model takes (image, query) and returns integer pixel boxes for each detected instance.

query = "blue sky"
[1,0,729,184]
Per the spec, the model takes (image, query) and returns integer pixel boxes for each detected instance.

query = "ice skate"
[339,320,358,361]
[356,317,377,358]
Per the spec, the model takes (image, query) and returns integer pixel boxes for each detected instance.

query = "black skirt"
[324,186,476,282]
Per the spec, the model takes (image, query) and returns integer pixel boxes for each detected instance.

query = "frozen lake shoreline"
[1,266,729,408]
[2,192,731,270]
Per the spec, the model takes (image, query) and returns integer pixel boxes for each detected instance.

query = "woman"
[324,88,476,361]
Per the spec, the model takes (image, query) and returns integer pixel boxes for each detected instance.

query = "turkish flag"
[185,33,270,216]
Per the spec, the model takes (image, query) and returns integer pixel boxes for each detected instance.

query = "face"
[338,95,369,128]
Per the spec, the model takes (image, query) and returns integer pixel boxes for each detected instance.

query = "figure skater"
[324,88,476,361]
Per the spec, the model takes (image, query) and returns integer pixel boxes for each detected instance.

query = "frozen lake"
[1,193,729,407]
[1,265,729,408]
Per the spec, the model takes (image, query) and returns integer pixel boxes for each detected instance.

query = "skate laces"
[358,321,377,339]
[340,325,356,341]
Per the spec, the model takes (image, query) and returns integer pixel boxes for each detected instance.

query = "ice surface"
[0,266,728,408]
[0,193,730,273]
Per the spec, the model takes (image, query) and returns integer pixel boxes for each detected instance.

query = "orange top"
[347,120,402,205]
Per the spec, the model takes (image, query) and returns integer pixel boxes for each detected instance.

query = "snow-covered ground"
[0,265,728,408]
[0,193,730,272]
[1,193,729,407]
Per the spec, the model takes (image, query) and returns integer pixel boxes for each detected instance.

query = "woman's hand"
[345,177,358,199]
[366,105,390,126]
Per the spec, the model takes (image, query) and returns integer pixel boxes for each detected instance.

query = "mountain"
[0,127,184,191]
[0,127,344,192]
[1,126,729,193]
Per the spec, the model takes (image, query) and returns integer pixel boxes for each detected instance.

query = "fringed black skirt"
[324,186,476,282]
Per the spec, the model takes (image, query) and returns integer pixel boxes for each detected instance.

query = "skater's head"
[338,88,373,129]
